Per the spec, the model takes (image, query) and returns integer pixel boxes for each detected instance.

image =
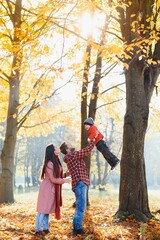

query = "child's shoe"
[111,159,120,170]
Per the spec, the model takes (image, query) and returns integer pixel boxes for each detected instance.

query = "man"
[60,140,94,236]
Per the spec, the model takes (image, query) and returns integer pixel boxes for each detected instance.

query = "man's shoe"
[43,229,50,235]
[72,201,76,208]
[74,229,85,235]
[35,231,45,237]
[111,160,120,170]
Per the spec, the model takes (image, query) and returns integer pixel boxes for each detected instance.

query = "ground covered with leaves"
[0,188,160,240]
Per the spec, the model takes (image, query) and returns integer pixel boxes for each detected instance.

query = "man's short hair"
[60,142,68,154]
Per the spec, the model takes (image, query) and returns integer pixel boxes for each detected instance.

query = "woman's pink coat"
[37,161,64,214]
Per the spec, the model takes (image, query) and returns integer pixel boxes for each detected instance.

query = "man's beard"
[69,147,75,152]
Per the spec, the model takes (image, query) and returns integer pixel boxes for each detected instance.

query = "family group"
[35,117,120,237]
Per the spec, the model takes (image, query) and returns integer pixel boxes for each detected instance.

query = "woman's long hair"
[40,144,58,180]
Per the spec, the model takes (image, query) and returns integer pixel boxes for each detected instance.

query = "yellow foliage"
[83,52,90,63]
[43,45,50,54]
[0,0,159,139]
[0,82,9,122]
[103,43,123,58]
[146,17,151,22]
[123,63,129,70]
[82,78,87,83]
[131,14,136,18]
[82,92,87,97]
[91,93,95,100]
[13,114,17,119]
[124,52,132,60]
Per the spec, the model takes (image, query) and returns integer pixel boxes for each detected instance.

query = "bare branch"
[20,107,75,129]
[105,30,123,41]
[5,0,14,22]
[101,82,125,95]
[17,100,40,130]
[101,62,118,79]
[60,1,78,67]
[0,69,10,82]
[96,98,125,110]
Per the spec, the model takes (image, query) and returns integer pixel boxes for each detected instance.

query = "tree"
[81,10,118,170]
[0,0,72,203]
[0,0,22,203]
[80,9,118,204]
[78,2,124,204]
[114,0,160,222]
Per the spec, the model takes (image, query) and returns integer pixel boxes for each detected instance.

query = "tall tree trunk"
[81,42,92,150]
[0,0,22,203]
[0,77,20,202]
[116,57,159,222]
[80,41,92,205]
[115,0,160,222]
[81,13,111,204]
[118,59,150,221]
[85,13,109,172]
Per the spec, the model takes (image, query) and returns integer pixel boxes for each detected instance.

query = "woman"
[35,144,70,236]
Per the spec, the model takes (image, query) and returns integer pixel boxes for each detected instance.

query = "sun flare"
[79,12,96,37]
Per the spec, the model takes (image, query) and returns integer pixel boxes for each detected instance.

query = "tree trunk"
[0,0,22,203]
[81,14,111,205]
[116,58,157,222]
[115,0,160,222]
[81,42,92,162]
[0,79,20,202]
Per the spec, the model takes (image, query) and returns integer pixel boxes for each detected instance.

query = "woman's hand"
[63,177,71,184]
[65,169,70,177]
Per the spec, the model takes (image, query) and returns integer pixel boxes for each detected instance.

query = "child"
[84,117,120,170]
[35,144,71,237]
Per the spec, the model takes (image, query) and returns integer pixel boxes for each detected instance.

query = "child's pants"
[96,140,119,168]
[36,213,49,232]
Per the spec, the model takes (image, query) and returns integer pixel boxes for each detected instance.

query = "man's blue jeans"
[72,181,88,230]
[36,213,49,232]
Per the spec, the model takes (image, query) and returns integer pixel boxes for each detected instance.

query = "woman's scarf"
[55,157,63,220]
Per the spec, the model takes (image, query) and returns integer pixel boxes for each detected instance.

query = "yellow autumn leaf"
[146,17,151,22]
[147,59,152,64]
[43,45,50,54]
[42,99,48,105]
[123,63,129,70]
[82,92,87,97]
[91,93,95,100]
[82,78,87,83]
